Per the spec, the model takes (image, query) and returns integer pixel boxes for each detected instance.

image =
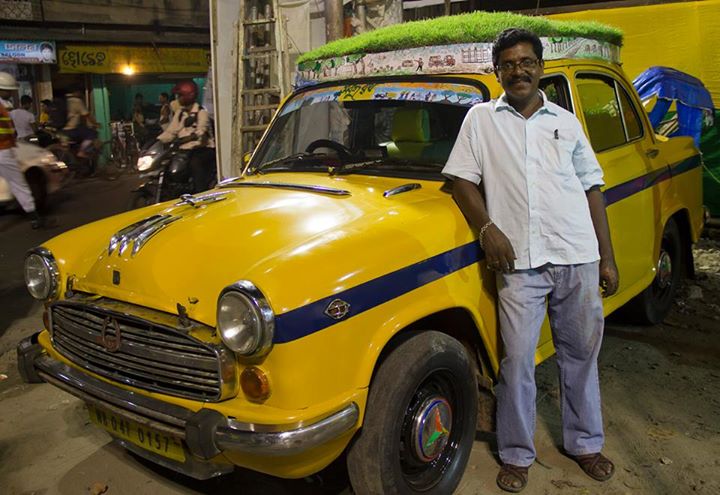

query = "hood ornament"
[175,191,230,208]
[108,214,180,257]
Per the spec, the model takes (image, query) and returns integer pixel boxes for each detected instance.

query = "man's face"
[159,95,167,104]
[178,94,194,107]
[495,41,544,102]
[41,48,54,62]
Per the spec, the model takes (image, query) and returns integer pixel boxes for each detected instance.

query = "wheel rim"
[656,250,673,290]
[400,371,463,491]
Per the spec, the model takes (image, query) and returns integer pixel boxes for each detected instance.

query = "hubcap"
[412,396,452,462]
[656,250,673,289]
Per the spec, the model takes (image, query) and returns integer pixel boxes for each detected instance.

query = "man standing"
[442,29,619,492]
[158,92,172,130]
[0,73,43,228]
[10,95,36,140]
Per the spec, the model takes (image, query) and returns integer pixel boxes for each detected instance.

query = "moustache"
[509,76,532,84]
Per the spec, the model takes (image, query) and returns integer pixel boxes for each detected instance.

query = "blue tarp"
[633,66,715,146]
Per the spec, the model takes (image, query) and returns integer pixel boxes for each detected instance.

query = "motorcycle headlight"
[137,154,156,172]
[24,248,60,301]
[217,282,274,357]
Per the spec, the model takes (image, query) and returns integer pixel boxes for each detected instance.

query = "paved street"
[0,177,719,495]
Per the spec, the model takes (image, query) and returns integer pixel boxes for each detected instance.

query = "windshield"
[247,79,487,178]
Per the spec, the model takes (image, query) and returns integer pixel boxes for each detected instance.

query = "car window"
[539,75,573,113]
[575,73,644,152]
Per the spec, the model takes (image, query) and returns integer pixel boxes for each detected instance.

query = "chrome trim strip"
[214,403,359,456]
[26,246,60,301]
[174,191,230,208]
[218,281,275,358]
[383,183,422,198]
[221,182,351,196]
[129,215,181,257]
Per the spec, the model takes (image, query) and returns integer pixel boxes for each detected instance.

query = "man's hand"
[599,257,619,297]
[483,224,517,273]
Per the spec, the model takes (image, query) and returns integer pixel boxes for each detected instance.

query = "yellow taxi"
[18,12,703,494]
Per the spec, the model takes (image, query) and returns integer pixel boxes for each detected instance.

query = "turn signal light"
[240,366,271,402]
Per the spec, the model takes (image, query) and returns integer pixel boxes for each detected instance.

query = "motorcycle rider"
[0,72,44,228]
[157,80,216,193]
[63,89,98,158]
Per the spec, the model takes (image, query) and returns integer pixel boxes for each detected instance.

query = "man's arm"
[453,178,516,273]
[157,112,181,143]
[586,187,619,296]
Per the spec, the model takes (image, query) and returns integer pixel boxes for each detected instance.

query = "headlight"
[137,154,156,171]
[217,281,274,357]
[24,248,59,300]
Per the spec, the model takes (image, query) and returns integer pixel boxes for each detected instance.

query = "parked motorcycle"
[128,140,195,210]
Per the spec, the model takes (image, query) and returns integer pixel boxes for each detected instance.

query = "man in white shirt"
[442,29,619,493]
[10,95,36,140]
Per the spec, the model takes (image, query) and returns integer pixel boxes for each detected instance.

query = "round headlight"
[24,250,59,300]
[217,283,274,357]
[136,154,155,172]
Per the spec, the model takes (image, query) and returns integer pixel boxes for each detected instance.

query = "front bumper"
[18,334,359,478]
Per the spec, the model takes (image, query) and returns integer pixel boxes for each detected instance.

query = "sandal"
[569,452,615,481]
[496,463,529,493]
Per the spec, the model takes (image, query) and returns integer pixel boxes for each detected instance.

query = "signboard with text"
[0,41,56,64]
[58,45,210,74]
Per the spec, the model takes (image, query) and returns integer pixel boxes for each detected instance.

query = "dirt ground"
[0,233,718,495]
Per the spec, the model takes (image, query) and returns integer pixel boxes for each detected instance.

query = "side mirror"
[243,151,252,165]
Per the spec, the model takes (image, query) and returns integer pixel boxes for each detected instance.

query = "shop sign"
[0,41,56,64]
[58,45,210,74]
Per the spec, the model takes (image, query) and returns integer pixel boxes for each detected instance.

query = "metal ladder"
[237,0,291,156]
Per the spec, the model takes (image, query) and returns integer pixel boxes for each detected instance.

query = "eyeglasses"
[496,58,540,73]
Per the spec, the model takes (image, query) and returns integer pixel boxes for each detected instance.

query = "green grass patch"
[297,11,622,64]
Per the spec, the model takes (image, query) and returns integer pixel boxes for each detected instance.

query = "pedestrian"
[64,90,98,159]
[0,72,44,228]
[10,94,36,140]
[157,80,216,193]
[442,28,619,493]
[38,99,52,125]
[158,92,172,130]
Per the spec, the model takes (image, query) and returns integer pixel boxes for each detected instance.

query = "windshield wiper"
[330,157,444,176]
[253,152,329,174]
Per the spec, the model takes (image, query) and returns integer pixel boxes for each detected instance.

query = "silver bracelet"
[478,220,494,249]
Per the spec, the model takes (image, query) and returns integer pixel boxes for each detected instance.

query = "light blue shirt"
[442,91,604,270]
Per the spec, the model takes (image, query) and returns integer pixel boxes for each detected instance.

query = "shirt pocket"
[540,132,576,178]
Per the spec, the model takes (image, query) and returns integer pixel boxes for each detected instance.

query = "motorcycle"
[29,125,101,178]
[128,140,197,210]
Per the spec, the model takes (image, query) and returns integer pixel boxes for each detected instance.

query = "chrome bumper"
[19,335,359,468]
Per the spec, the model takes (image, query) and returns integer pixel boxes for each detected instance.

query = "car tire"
[347,331,478,495]
[25,167,47,212]
[127,190,155,211]
[627,218,684,324]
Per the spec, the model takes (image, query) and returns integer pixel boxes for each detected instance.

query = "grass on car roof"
[297,11,623,64]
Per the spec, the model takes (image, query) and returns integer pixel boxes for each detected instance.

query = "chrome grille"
[51,302,225,401]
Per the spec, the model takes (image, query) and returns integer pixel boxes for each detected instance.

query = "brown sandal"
[569,452,615,481]
[496,463,529,493]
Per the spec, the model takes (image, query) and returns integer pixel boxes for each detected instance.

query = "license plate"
[88,405,186,463]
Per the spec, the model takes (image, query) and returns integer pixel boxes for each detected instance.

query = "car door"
[571,68,666,303]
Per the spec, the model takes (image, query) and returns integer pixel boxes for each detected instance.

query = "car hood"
[45,172,475,326]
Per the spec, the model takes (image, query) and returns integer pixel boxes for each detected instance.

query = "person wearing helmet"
[0,72,44,228]
[157,80,216,193]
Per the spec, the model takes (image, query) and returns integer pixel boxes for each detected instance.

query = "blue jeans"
[495,262,605,467]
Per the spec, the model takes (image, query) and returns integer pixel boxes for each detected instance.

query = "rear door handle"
[645,148,660,159]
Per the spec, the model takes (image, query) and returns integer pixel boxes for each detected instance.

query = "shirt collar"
[494,90,557,117]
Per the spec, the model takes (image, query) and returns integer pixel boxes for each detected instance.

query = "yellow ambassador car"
[18,13,704,494]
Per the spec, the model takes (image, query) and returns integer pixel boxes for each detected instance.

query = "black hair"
[41,99,52,106]
[40,42,53,52]
[492,28,543,68]
[160,92,169,99]
[20,95,33,105]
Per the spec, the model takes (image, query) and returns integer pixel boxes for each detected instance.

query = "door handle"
[645,148,660,159]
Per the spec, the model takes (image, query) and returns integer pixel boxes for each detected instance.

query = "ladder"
[237,0,291,156]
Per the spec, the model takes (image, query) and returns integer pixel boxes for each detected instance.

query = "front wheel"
[347,331,478,495]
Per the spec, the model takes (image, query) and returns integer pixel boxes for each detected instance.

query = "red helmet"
[172,80,198,101]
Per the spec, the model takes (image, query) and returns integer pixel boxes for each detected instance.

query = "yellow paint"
[35,58,702,479]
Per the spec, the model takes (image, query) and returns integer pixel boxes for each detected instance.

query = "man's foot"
[29,211,43,229]
[497,463,529,493]
[569,452,615,481]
